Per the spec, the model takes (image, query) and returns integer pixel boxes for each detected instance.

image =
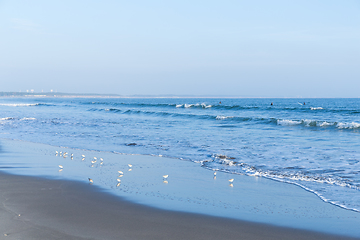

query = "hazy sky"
[1,0,359,97]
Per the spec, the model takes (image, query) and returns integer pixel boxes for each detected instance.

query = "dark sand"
[0,172,358,240]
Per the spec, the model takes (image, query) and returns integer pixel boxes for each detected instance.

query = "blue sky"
[0,0,359,97]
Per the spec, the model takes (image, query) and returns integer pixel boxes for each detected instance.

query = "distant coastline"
[0,92,358,99]
[0,92,122,98]
[0,92,246,98]
[0,92,259,98]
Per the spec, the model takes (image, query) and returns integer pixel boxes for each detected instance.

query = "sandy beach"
[1,172,358,240]
[0,139,360,239]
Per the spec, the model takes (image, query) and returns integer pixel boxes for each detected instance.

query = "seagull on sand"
[82,154,85,158]
[128,164,132,168]
[117,178,121,182]
[163,175,169,180]
[58,165,63,169]
[118,171,124,175]
[229,178,234,183]
[88,178,93,184]
[214,171,217,176]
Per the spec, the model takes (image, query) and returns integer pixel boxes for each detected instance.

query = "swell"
[80,101,360,115]
[87,107,360,130]
[0,103,54,107]
[89,107,255,122]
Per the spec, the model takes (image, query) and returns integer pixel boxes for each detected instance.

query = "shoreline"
[1,138,360,238]
[1,171,358,240]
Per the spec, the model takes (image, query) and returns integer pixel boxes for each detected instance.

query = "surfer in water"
[271,102,273,106]
[303,102,306,105]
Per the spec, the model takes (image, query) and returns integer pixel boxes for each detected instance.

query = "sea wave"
[337,122,360,129]
[87,107,360,131]
[0,103,38,107]
[0,117,15,121]
[79,101,360,116]
[0,103,53,107]
[202,156,360,212]
[203,155,359,190]
[177,103,212,109]
[277,119,360,129]
[215,115,234,120]
[20,117,36,121]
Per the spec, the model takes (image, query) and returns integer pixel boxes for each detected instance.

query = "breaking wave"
[0,103,54,107]
[202,155,360,213]
[79,101,360,115]
[277,119,360,129]
[85,106,360,131]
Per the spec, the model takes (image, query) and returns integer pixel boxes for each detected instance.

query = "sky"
[0,0,359,97]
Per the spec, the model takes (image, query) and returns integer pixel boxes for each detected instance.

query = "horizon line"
[0,92,359,99]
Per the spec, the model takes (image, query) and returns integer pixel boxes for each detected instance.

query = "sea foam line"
[94,106,360,130]
[201,159,360,213]
[0,103,38,107]
[277,119,360,129]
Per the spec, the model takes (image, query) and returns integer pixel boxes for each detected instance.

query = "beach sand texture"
[0,172,358,240]
[0,139,359,239]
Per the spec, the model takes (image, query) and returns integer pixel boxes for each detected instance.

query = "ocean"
[1,97,359,213]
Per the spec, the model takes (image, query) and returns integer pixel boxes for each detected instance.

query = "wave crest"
[277,119,360,129]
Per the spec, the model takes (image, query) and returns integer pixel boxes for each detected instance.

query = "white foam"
[0,117,15,121]
[216,115,234,120]
[319,121,333,127]
[336,122,360,129]
[302,119,313,126]
[311,107,323,110]
[0,103,38,107]
[20,117,36,121]
[277,119,302,126]
[176,103,211,109]
[277,119,357,129]
[201,103,212,108]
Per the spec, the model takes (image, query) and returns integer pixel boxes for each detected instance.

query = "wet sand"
[0,172,358,240]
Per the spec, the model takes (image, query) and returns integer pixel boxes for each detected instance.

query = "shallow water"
[1,139,360,237]
[0,97,359,212]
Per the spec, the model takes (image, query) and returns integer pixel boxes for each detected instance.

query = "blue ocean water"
[1,97,360,212]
